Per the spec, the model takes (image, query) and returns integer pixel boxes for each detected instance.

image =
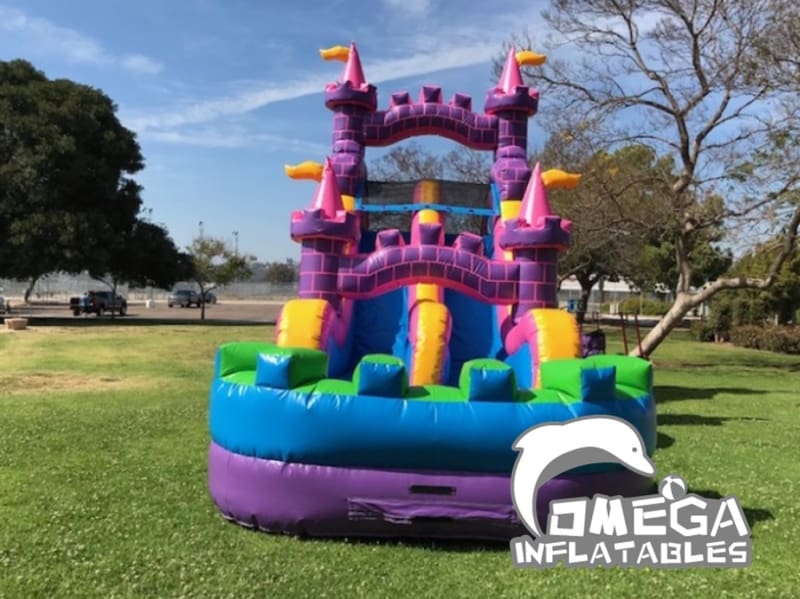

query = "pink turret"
[341,42,367,89]
[519,163,553,227]
[308,158,345,219]
[497,47,524,94]
[498,161,572,251]
[498,162,571,318]
[290,155,359,311]
[485,47,540,202]
[321,41,377,195]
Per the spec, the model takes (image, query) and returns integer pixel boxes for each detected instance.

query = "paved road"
[4,300,284,324]
[4,300,685,329]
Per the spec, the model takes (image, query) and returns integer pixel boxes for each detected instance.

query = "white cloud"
[121,54,164,75]
[143,127,329,155]
[121,2,550,147]
[382,0,432,18]
[0,5,108,65]
[0,5,163,75]
[123,37,503,133]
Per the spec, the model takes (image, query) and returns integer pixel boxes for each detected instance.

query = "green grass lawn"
[1,324,799,598]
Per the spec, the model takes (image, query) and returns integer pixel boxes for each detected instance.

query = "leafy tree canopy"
[0,59,144,281]
[711,240,800,330]
[263,259,299,284]
[91,219,193,291]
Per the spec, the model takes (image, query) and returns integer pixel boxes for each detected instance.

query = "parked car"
[69,290,128,316]
[202,291,217,304]
[168,289,201,308]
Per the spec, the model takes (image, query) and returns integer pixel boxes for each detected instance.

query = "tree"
[631,227,732,295]
[89,219,192,315]
[502,0,800,356]
[539,140,676,322]
[0,60,145,297]
[186,236,254,320]
[711,240,800,332]
[264,259,299,284]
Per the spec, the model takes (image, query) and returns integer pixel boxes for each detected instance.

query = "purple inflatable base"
[208,442,654,541]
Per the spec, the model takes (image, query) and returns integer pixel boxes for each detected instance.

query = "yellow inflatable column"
[530,308,581,388]
[276,299,330,350]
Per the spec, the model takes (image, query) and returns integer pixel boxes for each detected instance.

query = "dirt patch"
[1,325,83,335]
[0,372,147,396]
[0,327,28,335]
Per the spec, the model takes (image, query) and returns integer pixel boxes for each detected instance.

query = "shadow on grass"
[634,484,774,531]
[659,414,768,426]
[688,488,774,530]
[658,356,800,373]
[301,533,511,553]
[657,432,675,449]
[15,317,275,328]
[654,385,767,403]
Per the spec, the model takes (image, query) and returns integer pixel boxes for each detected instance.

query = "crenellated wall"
[337,243,520,303]
[325,82,536,202]
[361,87,499,150]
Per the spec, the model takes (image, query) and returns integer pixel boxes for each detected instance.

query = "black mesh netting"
[361,180,493,235]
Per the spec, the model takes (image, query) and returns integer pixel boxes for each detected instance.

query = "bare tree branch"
[498,0,799,355]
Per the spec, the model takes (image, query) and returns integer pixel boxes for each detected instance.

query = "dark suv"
[168,289,201,308]
[70,291,127,316]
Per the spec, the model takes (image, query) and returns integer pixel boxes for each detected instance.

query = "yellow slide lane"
[408,191,452,385]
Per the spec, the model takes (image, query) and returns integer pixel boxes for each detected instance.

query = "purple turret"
[499,163,571,320]
[485,48,540,201]
[324,42,377,197]
[291,159,360,310]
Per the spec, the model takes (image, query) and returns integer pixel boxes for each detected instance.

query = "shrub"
[730,325,800,354]
[618,297,671,316]
[690,320,717,342]
[707,290,772,339]
[729,325,762,349]
[764,327,800,354]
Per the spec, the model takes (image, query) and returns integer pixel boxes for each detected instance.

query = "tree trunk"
[23,275,39,303]
[574,275,598,326]
[200,287,206,321]
[633,292,697,357]
[110,280,117,319]
[576,286,592,325]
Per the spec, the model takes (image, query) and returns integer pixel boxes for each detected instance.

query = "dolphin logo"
[510,416,656,537]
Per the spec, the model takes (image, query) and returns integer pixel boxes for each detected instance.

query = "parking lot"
[3,299,284,324]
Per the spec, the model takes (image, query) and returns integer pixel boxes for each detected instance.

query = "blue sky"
[0,0,553,262]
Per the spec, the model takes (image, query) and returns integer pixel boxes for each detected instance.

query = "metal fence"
[2,273,675,315]
[0,275,300,302]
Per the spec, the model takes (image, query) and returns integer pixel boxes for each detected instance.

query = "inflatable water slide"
[207,42,656,540]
